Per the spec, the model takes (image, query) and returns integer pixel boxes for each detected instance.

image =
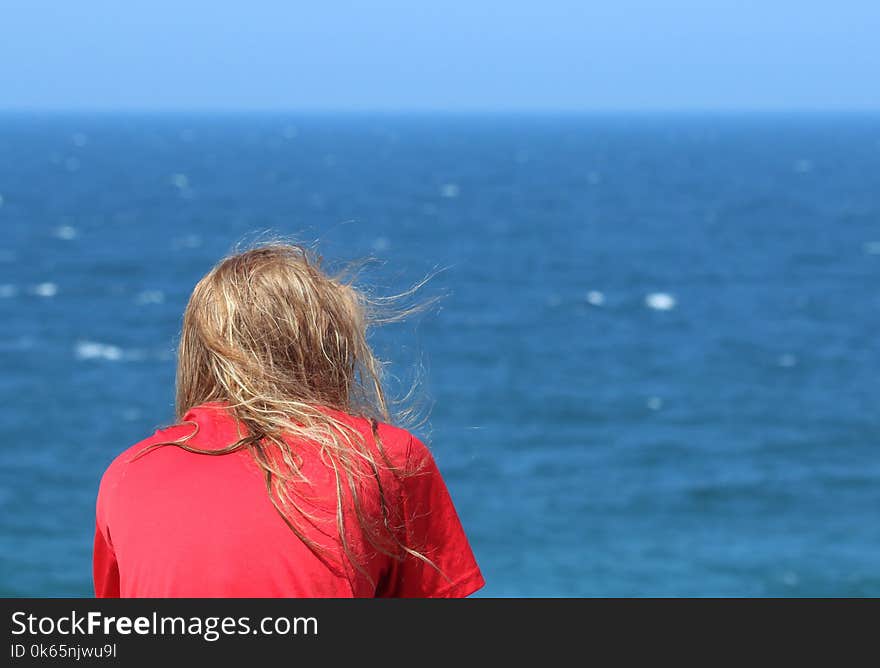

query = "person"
[93,243,483,598]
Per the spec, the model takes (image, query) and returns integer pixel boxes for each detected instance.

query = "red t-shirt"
[93,403,484,598]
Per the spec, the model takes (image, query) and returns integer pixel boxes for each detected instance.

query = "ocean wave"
[74,341,124,362]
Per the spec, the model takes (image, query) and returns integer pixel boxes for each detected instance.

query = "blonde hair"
[139,241,434,580]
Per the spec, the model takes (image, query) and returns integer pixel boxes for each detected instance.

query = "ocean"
[1,112,878,596]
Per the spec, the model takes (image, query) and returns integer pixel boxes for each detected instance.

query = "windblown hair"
[141,242,434,580]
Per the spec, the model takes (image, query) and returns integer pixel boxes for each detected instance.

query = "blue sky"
[1,1,878,111]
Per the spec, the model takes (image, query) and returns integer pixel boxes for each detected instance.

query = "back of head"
[165,242,426,578]
[177,243,381,420]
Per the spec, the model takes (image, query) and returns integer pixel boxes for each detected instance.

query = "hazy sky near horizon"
[1,1,878,111]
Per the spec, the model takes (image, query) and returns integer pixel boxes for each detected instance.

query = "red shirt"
[93,403,484,598]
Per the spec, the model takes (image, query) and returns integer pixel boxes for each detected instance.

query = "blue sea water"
[1,113,879,597]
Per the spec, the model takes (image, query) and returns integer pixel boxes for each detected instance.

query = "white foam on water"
[585,290,605,306]
[171,173,195,199]
[778,353,798,368]
[440,183,460,199]
[646,396,664,411]
[135,289,165,305]
[32,282,58,297]
[75,341,124,362]
[645,292,676,311]
[863,241,880,255]
[71,132,88,147]
[53,225,78,240]
[793,159,813,173]
[0,284,17,298]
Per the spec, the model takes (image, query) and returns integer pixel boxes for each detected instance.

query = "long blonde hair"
[140,241,433,579]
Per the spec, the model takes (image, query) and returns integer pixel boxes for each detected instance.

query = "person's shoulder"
[371,422,439,476]
[374,420,425,464]
[327,408,428,469]
[95,420,195,522]
[98,421,195,489]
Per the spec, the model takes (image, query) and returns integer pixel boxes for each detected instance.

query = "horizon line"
[1,106,880,116]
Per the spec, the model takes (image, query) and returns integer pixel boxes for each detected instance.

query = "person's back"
[93,243,483,598]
